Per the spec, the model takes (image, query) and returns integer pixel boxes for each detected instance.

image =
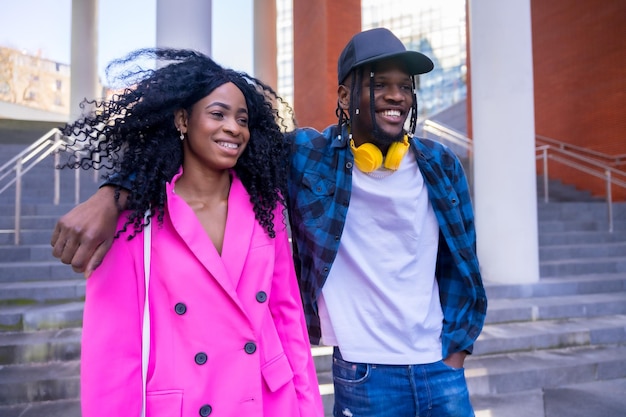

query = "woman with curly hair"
[61,48,323,417]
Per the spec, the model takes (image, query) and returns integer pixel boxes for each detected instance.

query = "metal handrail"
[536,134,626,168]
[422,120,626,233]
[1,129,62,193]
[535,145,626,186]
[0,128,85,245]
[536,145,626,233]
[421,119,472,151]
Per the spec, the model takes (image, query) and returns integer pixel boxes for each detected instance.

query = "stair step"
[540,256,626,277]
[539,231,626,246]
[0,328,81,365]
[465,344,626,396]
[539,240,626,261]
[311,345,333,375]
[485,273,626,299]
[0,398,80,417]
[0,216,59,230]
[472,377,626,417]
[540,377,626,417]
[474,315,626,356]
[0,279,85,304]
[0,244,58,262]
[537,202,626,219]
[0,302,84,331]
[472,388,547,417]
[0,360,80,405]
[538,220,626,233]
[0,261,81,282]
[0,230,59,246]
[486,292,626,324]
[0,204,84,217]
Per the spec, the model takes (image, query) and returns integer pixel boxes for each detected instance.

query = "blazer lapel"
[165,171,245,310]
[220,174,254,289]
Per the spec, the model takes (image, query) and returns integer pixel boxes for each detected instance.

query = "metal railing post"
[14,159,22,245]
[543,148,549,203]
[75,168,80,205]
[606,170,613,233]
[54,150,60,205]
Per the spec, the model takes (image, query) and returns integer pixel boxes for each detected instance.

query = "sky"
[0,0,254,80]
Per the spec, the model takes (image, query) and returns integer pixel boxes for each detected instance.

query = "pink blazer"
[81,170,323,417]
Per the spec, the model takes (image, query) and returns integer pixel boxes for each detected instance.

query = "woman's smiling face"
[181,82,250,172]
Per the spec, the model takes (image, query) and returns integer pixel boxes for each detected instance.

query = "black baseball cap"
[337,27,434,84]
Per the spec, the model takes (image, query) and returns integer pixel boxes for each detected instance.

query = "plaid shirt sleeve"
[413,137,487,358]
[285,126,352,345]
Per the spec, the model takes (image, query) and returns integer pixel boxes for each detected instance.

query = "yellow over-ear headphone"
[350,134,410,173]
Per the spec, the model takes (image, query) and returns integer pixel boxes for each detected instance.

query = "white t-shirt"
[318,151,443,364]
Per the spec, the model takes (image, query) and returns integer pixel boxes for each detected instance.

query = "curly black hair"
[58,48,296,239]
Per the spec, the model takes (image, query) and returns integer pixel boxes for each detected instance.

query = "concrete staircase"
[1,142,625,416]
[0,142,96,417]
[467,202,626,416]
[536,175,605,202]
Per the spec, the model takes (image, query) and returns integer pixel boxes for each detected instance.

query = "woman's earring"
[355,108,360,115]
[179,131,185,141]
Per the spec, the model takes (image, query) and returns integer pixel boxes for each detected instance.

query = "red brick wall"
[531,0,626,200]
[466,0,625,200]
[293,0,361,131]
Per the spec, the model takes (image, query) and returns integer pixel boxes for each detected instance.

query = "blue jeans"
[332,347,474,417]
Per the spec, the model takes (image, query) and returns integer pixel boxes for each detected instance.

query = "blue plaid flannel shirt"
[286,124,487,358]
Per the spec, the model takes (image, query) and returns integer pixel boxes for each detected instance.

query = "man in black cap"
[52,27,486,416]
[287,27,486,416]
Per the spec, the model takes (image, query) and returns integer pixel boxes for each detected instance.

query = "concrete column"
[70,0,99,122]
[156,0,212,55]
[253,0,277,89]
[468,0,540,284]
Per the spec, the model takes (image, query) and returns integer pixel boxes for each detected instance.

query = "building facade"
[1,0,623,200]
[278,0,468,125]
[0,47,71,119]
[282,0,625,201]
